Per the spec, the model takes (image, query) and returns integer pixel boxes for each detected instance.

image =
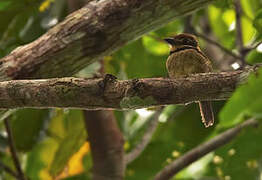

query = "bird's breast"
[166,49,212,78]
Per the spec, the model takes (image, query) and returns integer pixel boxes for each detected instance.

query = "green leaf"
[49,110,87,176]
[10,109,49,151]
[213,0,233,9]
[219,68,262,128]
[222,9,235,26]
[0,1,12,11]
[242,16,256,45]
[26,110,87,179]
[208,5,235,49]
[253,9,262,33]
[142,35,169,56]
[110,39,167,79]
[241,0,255,19]
[62,173,91,180]
[25,137,58,180]
[246,50,262,64]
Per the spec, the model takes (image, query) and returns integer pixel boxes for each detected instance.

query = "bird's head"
[164,33,199,51]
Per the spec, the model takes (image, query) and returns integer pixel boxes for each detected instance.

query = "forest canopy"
[0,0,262,180]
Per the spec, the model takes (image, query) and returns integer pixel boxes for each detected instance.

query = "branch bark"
[66,2,126,180]
[0,0,214,80]
[154,118,259,180]
[0,66,258,109]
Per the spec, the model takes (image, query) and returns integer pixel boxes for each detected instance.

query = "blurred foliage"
[10,109,49,151]
[0,0,262,180]
[25,109,87,179]
[219,68,262,128]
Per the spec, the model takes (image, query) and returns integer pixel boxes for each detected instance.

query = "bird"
[164,33,214,127]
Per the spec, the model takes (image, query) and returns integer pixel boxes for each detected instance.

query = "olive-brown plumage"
[165,33,214,127]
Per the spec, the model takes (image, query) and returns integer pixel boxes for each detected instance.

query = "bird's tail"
[198,101,214,127]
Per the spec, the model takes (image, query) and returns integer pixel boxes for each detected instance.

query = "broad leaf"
[219,68,262,127]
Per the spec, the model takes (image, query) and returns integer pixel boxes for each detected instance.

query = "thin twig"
[0,160,18,178]
[125,108,163,164]
[241,40,262,54]
[194,31,245,63]
[4,118,26,180]
[250,41,262,50]
[234,0,245,57]
[154,118,259,180]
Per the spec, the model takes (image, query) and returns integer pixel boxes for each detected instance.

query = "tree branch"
[234,0,245,58]
[0,0,215,81]
[0,160,18,179]
[125,109,162,164]
[0,66,259,109]
[4,118,26,180]
[154,118,259,180]
[194,31,245,63]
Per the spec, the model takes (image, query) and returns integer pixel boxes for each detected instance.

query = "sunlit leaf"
[242,16,256,45]
[241,0,257,19]
[222,9,235,26]
[208,5,235,49]
[142,35,169,56]
[49,110,87,176]
[39,0,54,12]
[58,142,90,178]
[26,137,58,180]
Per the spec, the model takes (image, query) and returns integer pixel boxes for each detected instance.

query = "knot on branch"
[98,74,117,91]
[131,78,145,95]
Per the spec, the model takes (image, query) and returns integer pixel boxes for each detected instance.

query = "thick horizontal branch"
[0,0,214,81]
[0,66,257,109]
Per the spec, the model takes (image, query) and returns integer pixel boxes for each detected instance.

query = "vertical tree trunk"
[84,110,125,180]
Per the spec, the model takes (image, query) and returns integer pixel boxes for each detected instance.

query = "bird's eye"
[183,39,189,44]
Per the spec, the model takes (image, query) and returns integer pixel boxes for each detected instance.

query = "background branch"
[0,66,258,109]
[125,109,162,164]
[194,31,245,63]
[4,118,26,180]
[154,118,259,180]
[0,161,18,179]
[84,110,125,179]
[234,0,245,59]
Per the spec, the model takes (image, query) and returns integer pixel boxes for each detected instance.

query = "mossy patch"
[120,96,157,109]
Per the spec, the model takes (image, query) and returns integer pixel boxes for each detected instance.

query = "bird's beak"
[164,38,175,45]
